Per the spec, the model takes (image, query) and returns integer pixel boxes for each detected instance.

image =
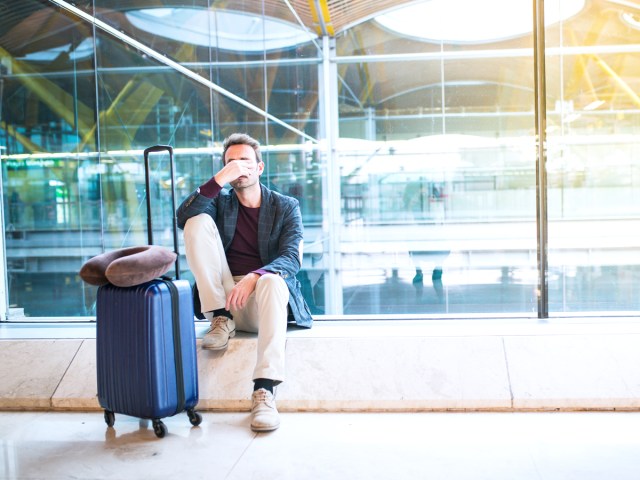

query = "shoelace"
[253,389,274,407]
[211,317,229,331]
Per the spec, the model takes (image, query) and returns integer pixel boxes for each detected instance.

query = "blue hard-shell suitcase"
[96,145,200,438]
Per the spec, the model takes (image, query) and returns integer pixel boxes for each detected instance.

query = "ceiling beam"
[309,0,335,36]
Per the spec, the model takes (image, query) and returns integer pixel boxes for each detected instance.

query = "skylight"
[21,38,95,62]
[375,0,586,44]
[126,8,316,52]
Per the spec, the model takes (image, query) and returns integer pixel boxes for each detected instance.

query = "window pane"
[0,1,322,318]
[1,1,97,316]
[335,3,537,315]
[546,1,640,313]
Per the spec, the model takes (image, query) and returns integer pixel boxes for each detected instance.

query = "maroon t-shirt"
[198,177,268,276]
[226,204,262,275]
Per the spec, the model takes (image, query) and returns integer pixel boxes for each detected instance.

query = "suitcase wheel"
[187,409,203,427]
[104,410,115,428]
[152,419,167,438]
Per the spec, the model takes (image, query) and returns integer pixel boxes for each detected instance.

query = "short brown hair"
[222,133,262,164]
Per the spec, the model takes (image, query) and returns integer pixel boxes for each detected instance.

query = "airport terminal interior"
[2,0,640,478]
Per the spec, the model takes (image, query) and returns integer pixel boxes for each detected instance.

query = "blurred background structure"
[1,0,640,319]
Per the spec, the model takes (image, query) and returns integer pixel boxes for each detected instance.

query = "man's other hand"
[226,272,260,310]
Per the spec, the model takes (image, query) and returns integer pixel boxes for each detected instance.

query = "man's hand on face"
[225,272,260,311]
[214,159,256,186]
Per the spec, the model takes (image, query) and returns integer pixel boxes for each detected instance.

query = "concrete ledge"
[2,320,640,412]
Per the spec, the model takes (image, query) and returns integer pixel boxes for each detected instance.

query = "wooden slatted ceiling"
[284,0,418,35]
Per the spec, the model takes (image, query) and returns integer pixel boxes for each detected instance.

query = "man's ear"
[257,161,265,175]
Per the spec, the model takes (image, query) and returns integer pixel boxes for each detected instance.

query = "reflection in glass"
[2,0,640,318]
[0,1,322,318]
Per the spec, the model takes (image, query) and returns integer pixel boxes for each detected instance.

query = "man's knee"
[184,214,216,243]
[256,273,288,298]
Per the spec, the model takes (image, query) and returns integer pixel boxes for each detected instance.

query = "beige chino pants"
[183,214,289,384]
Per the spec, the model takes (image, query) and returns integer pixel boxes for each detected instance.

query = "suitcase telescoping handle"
[143,145,181,280]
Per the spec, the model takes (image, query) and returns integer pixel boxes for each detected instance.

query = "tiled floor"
[2,410,640,479]
[4,319,640,479]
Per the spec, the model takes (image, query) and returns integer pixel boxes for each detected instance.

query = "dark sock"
[253,378,274,394]
[212,308,233,319]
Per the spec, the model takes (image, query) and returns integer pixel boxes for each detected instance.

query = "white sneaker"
[202,316,235,350]
[251,388,280,432]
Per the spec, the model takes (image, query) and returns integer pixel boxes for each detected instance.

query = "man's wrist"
[198,177,222,197]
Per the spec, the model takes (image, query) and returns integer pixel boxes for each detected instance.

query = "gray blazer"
[177,183,312,328]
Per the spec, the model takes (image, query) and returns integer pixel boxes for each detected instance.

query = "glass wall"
[1,0,640,319]
[0,0,323,318]
[545,0,640,313]
[333,2,539,315]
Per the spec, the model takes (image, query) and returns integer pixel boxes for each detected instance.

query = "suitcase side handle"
[144,145,181,279]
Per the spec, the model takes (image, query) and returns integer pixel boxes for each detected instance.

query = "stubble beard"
[230,175,259,191]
